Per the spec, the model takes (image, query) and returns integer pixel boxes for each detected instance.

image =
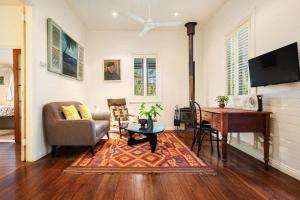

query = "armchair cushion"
[110,105,129,121]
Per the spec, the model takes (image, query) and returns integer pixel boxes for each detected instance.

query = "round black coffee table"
[125,122,164,153]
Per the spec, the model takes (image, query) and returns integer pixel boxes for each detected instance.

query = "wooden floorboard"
[0,132,300,200]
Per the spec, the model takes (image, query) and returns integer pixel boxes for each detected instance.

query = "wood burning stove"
[174,22,197,127]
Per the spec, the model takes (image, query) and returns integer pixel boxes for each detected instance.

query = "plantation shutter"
[238,24,250,95]
[47,18,62,74]
[77,45,84,81]
[226,20,250,95]
[226,37,235,95]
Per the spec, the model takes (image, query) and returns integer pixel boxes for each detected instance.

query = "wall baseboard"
[229,137,300,181]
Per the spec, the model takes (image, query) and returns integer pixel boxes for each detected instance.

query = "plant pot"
[138,119,147,129]
[219,103,225,108]
[147,117,154,130]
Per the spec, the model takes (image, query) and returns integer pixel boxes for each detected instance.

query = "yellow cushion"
[62,105,81,120]
[78,104,92,120]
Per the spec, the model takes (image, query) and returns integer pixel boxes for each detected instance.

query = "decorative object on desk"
[138,102,163,130]
[215,96,229,108]
[138,118,147,129]
[104,59,121,81]
[0,76,4,85]
[257,95,263,111]
[47,18,84,81]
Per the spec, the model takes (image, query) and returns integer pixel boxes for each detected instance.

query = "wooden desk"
[201,107,272,169]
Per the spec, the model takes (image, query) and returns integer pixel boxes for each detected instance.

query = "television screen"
[248,43,300,87]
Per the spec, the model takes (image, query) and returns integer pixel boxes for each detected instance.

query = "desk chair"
[190,101,220,157]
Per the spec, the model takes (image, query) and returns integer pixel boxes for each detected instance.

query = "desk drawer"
[202,111,212,122]
[212,114,221,130]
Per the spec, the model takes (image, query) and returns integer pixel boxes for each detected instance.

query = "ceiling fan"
[127,2,182,36]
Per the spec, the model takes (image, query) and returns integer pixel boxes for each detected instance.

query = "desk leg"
[221,132,228,162]
[264,115,270,169]
[263,133,270,169]
[221,113,229,163]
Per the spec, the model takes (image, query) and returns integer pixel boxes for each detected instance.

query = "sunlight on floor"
[0,130,15,142]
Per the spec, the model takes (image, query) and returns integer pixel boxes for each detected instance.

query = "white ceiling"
[66,0,227,31]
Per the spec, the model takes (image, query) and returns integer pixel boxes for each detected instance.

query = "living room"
[0,0,300,199]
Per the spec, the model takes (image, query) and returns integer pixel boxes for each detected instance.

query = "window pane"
[238,27,249,95]
[134,58,144,96]
[226,37,235,95]
[147,58,156,96]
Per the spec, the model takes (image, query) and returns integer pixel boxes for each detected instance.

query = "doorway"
[0,49,21,143]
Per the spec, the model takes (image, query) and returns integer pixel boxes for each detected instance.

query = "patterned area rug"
[65,132,215,174]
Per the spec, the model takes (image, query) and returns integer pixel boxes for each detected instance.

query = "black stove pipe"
[185,22,197,102]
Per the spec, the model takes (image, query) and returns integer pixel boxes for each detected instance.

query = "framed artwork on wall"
[47,18,84,81]
[104,59,121,81]
[0,76,4,85]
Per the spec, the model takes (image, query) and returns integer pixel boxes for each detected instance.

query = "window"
[226,20,251,95]
[133,55,158,99]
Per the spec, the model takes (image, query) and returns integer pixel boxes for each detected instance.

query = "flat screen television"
[248,42,300,87]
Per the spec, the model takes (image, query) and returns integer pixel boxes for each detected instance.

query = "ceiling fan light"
[112,11,118,17]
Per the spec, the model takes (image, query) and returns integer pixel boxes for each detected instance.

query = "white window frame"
[225,19,252,96]
[130,54,161,103]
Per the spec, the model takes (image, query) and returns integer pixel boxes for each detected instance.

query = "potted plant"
[215,96,229,108]
[138,102,163,130]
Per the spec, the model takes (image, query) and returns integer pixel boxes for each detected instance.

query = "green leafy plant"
[215,96,229,105]
[139,102,163,118]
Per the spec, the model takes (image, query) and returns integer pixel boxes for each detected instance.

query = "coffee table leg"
[127,131,135,146]
[148,134,157,153]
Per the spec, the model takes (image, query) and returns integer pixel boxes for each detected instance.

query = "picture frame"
[103,59,121,81]
[47,18,84,81]
[0,76,4,85]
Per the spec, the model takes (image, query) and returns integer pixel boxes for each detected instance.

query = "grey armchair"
[43,101,110,156]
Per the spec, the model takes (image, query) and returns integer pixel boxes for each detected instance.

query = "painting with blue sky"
[62,32,78,78]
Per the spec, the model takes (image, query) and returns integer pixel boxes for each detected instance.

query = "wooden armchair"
[107,98,138,138]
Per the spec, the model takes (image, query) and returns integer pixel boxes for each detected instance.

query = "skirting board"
[229,137,300,181]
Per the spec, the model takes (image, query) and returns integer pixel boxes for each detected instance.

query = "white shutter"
[47,18,62,74]
[226,20,250,96]
[226,37,235,95]
[238,24,250,95]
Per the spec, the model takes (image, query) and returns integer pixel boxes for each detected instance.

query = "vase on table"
[147,116,154,130]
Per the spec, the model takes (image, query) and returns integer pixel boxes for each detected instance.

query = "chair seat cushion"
[95,120,110,137]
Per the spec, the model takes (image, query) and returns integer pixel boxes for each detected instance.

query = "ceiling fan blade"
[139,26,151,37]
[154,21,182,27]
[127,12,146,23]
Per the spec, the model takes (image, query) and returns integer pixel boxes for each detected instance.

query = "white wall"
[0,5,22,48]
[0,49,13,105]
[85,30,201,129]
[0,65,14,105]
[26,0,86,161]
[201,0,300,179]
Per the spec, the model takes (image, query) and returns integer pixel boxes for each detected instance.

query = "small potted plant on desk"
[215,96,229,108]
[138,102,163,130]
